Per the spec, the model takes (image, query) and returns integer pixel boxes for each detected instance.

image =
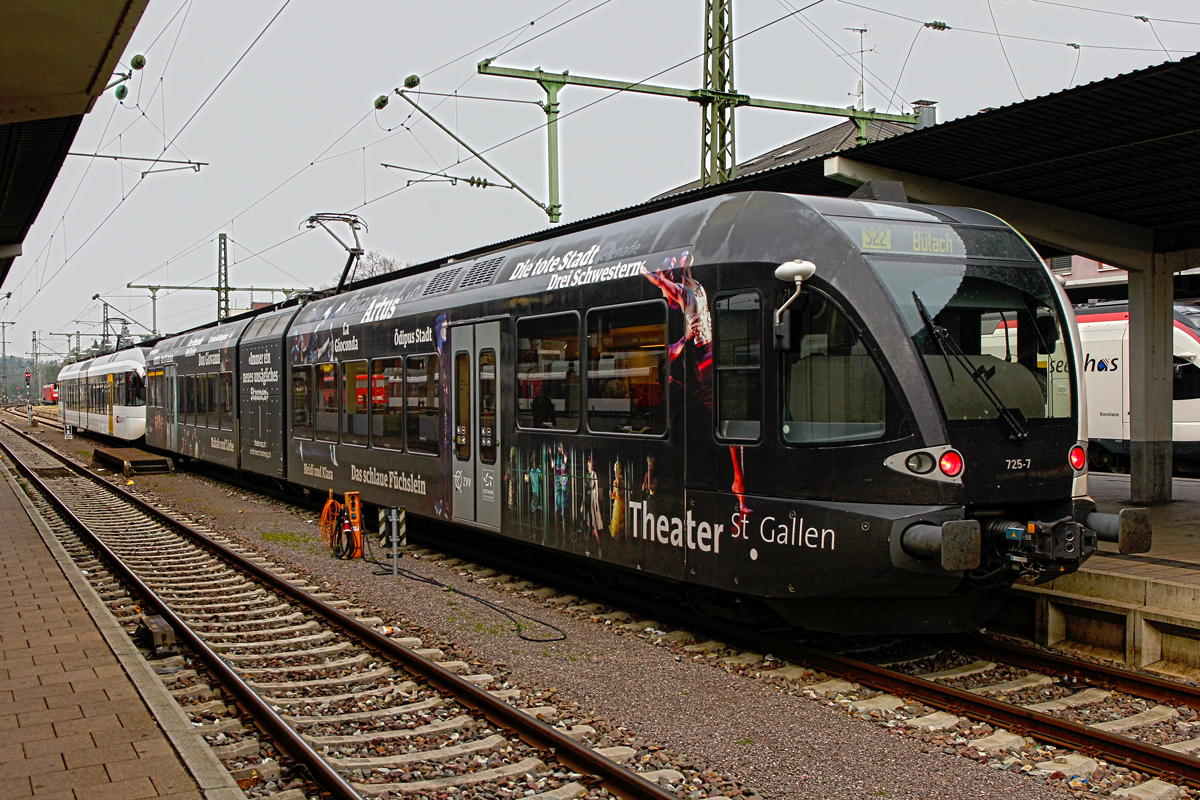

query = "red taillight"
[938,450,964,477]
[1069,445,1087,471]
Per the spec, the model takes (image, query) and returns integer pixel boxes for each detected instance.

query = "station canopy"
[0,1,148,288]
[646,53,1200,271]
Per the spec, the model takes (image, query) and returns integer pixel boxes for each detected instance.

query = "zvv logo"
[1083,354,1119,372]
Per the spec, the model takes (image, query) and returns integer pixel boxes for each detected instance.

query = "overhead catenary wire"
[777,0,910,112]
[885,23,923,114]
[368,1,831,212]
[836,0,1195,53]
[1027,0,1200,26]
[105,0,587,297]
[987,0,1025,100]
[25,0,1200,342]
[14,0,294,321]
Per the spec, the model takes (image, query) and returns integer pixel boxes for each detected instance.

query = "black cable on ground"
[360,527,566,643]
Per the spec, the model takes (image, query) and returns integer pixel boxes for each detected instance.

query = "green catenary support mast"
[703,0,735,185]
[217,233,230,321]
[477,0,921,206]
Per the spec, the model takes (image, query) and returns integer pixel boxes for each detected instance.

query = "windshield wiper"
[913,292,1029,441]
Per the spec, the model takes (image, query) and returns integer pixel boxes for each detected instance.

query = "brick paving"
[0,475,203,799]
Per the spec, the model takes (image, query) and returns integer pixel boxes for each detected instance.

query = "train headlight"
[938,450,964,478]
[904,452,936,474]
[1069,444,1087,471]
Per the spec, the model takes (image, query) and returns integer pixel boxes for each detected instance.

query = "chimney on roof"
[913,99,937,129]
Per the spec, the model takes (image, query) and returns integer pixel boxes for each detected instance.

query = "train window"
[114,372,126,411]
[370,358,404,451]
[1175,357,1200,401]
[315,363,338,442]
[454,352,471,460]
[341,360,369,447]
[219,372,233,430]
[185,375,196,424]
[516,313,580,431]
[874,260,1073,423]
[291,365,314,439]
[479,349,497,464]
[715,292,762,440]
[406,354,440,456]
[128,372,145,407]
[199,374,211,428]
[780,290,896,445]
[586,302,667,435]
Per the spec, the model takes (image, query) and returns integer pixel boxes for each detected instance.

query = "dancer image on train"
[582,454,604,546]
[553,442,570,522]
[609,460,626,537]
[641,455,656,497]
[641,250,749,515]
[527,453,543,517]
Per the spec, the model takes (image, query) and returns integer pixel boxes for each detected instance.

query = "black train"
[142,191,1149,633]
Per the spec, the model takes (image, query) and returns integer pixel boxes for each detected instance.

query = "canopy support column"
[1128,255,1174,504]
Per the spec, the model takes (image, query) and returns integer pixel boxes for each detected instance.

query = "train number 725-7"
[1006,459,1032,470]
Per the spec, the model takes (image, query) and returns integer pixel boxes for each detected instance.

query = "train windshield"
[870,258,1074,424]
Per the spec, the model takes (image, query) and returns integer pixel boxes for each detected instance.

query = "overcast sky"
[8,0,1199,361]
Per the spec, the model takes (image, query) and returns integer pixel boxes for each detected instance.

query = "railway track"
[14,410,1200,795]
[4,402,62,429]
[0,421,682,800]
[390,533,1200,796]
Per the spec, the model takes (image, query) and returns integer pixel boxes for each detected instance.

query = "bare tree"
[355,249,407,280]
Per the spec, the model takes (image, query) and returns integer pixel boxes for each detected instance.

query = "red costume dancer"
[641,251,749,516]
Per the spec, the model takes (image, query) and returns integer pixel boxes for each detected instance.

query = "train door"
[164,364,177,451]
[450,321,501,529]
[706,290,765,504]
[106,373,115,435]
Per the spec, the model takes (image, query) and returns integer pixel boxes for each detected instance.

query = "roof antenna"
[845,26,869,110]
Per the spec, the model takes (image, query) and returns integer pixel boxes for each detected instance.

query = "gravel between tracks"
[51,437,1077,800]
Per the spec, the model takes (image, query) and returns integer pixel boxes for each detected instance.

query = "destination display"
[833,217,1036,262]
[832,218,966,258]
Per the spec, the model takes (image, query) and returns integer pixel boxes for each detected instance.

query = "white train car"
[58,348,150,440]
[1073,301,1200,473]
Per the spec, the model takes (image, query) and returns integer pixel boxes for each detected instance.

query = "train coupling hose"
[1086,508,1152,555]
[901,520,982,571]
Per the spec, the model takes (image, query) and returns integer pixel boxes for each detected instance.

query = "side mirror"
[774,309,792,351]
[773,260,816,352]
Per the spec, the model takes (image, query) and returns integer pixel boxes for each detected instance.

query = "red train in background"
[40,383,58,404]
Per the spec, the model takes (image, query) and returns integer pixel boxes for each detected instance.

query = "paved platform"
[0,461,237,799]
[1008,474,1200,673]
[1087,474,1200,582]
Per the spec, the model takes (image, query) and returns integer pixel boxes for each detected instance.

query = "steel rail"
[0,429,363,800]
[404,527,1200,786]
[0,422,679,800]
[953,634,1200,711]
[3,404,63,430]
[758,637,1200,786]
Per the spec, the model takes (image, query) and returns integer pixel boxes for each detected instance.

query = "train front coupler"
[982,517,1096,581]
